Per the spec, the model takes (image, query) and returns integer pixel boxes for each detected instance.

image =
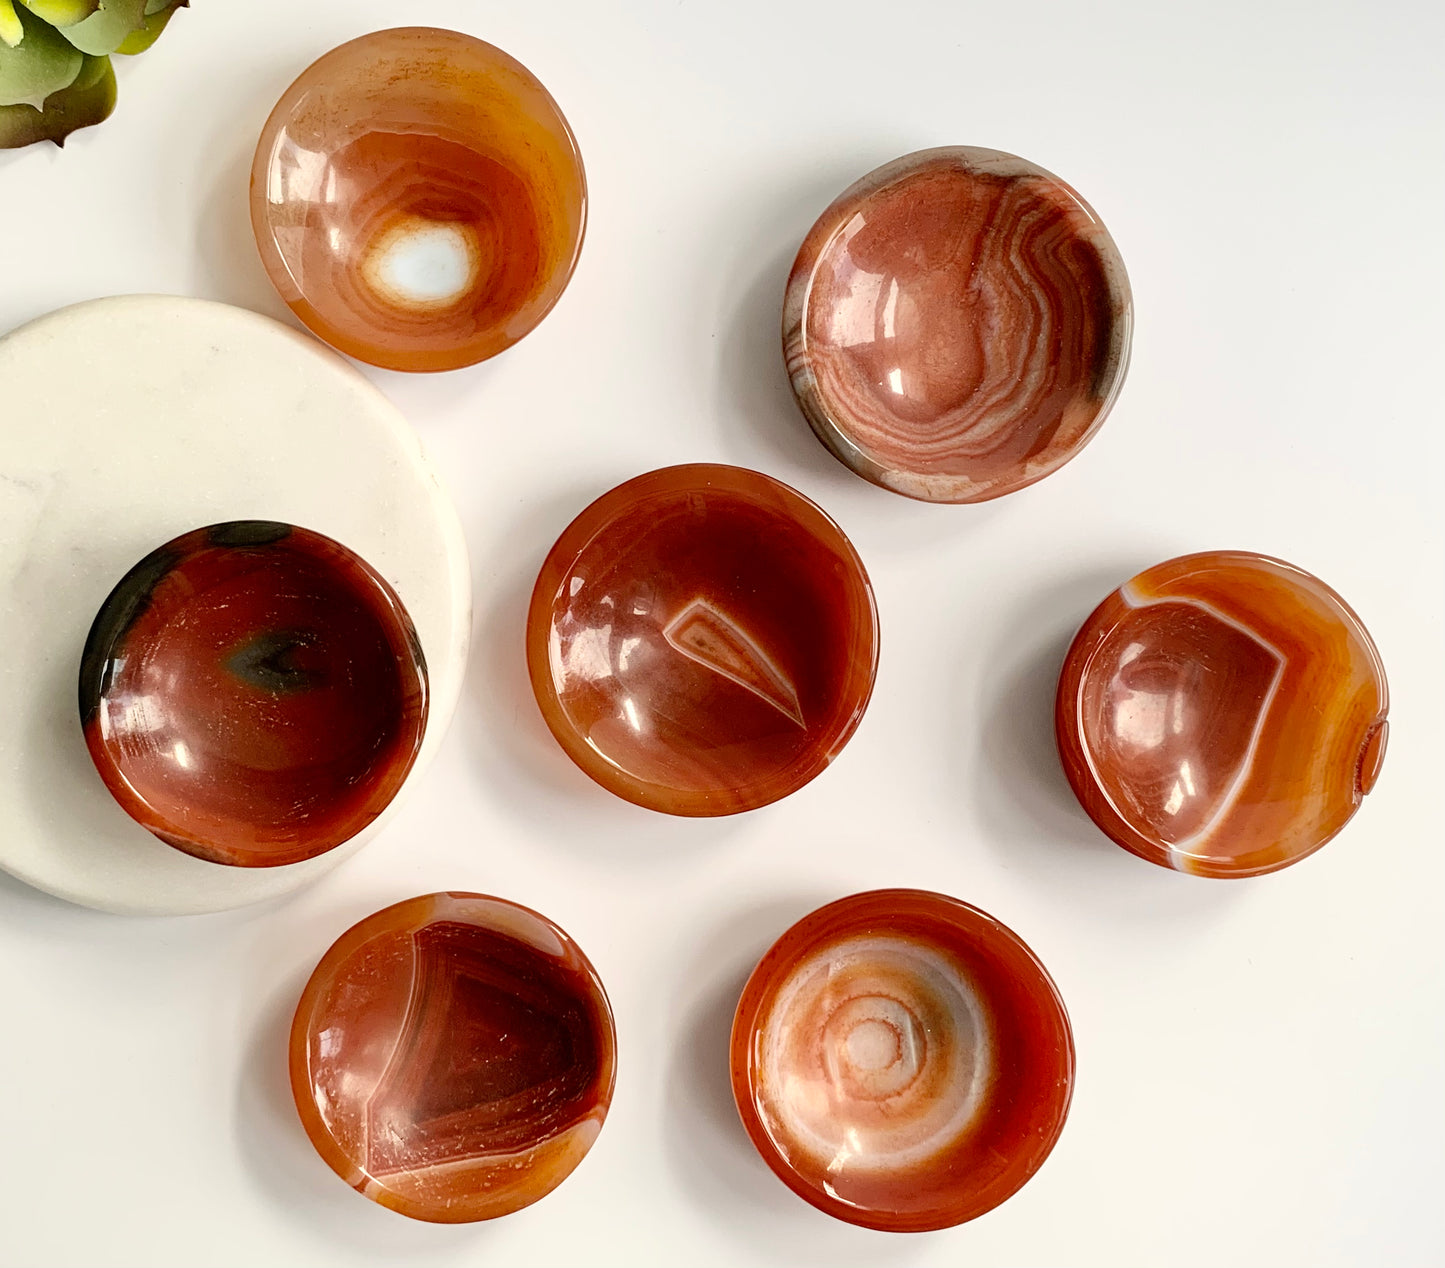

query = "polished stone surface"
[291,893,616,1223]
[1056,551,1389,877]
[80,521,428,868]
[784,146,1131,503]
[731,890,1074,1231]
[526,464,878,815]
[0,296,471,914]
[251,26,586,372]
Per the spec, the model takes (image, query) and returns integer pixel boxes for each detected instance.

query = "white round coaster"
[0,296,472,914]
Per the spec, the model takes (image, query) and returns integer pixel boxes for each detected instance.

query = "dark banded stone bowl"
[784,146,1132,503]
[79,520,428,868]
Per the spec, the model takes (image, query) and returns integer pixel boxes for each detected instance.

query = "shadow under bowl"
[525,464,879,816]
[730,889,1074,1232]
[250,26,586,372]
[1055,550,1390,877]
[290,892,617,1223]
[783,146,1132,503]
[79,520,429,868]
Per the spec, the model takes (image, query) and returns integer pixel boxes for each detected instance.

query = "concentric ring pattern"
[732,890,1074,1231]
[757,934,993,1174]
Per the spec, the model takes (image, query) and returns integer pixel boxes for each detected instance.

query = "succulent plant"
[0,0,186,149]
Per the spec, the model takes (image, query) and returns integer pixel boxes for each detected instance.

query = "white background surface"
[1,1,1441,1265]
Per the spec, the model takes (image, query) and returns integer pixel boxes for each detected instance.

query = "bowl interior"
[290,893,617,1223]
[251,27,586,371]
[1061,551,1389,876]
[786,146,1131,503]
[732,890,1073,1231]
[80,521,428,867]
[527,465,878,815]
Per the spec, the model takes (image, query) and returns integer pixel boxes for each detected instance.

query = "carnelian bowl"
[731,890,1074,1231]
[79,520,428,868]
[251,27,586,372]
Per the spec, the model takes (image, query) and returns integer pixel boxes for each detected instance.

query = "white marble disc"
[0,296,471,914]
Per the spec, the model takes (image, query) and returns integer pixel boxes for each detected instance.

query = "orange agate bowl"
[290,893,617,1222]
[1056,551,1389,877]
[251,27,586,372]
[79,521,428,868]
[731,890,1074,1231]
[526,465,879,816]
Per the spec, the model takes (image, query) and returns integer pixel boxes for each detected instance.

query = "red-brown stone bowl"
[251,27,586,372]
[731,890,1074,1231]
[784,146,1132,503]
[290,892,617,1223]
[79,521,428,868]
[1056,551,1389,877]
[526,464,879,816]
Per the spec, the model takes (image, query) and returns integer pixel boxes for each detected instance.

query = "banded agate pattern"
[251,27,586,371]
[757,937,992,1174]
[1056,552,1389,877]
[526,465,878,816]
[290,893,616,1223]
[731,891,1074,1231]
[785,147,1131,502]
[79,521,428,868]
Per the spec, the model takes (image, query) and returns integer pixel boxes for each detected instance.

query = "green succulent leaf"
[56,0,146,56]
[115,0,180,54]
[0,2,82,107]
[144,0,183,13]
[0,49,113,147]
[0,1,24,51]
[18,0,102,27]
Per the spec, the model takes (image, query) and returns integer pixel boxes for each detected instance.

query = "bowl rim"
[783,144,1134,504]
[525,462,881,816]
[728,887,1075,1231]
[79,518,430,868]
